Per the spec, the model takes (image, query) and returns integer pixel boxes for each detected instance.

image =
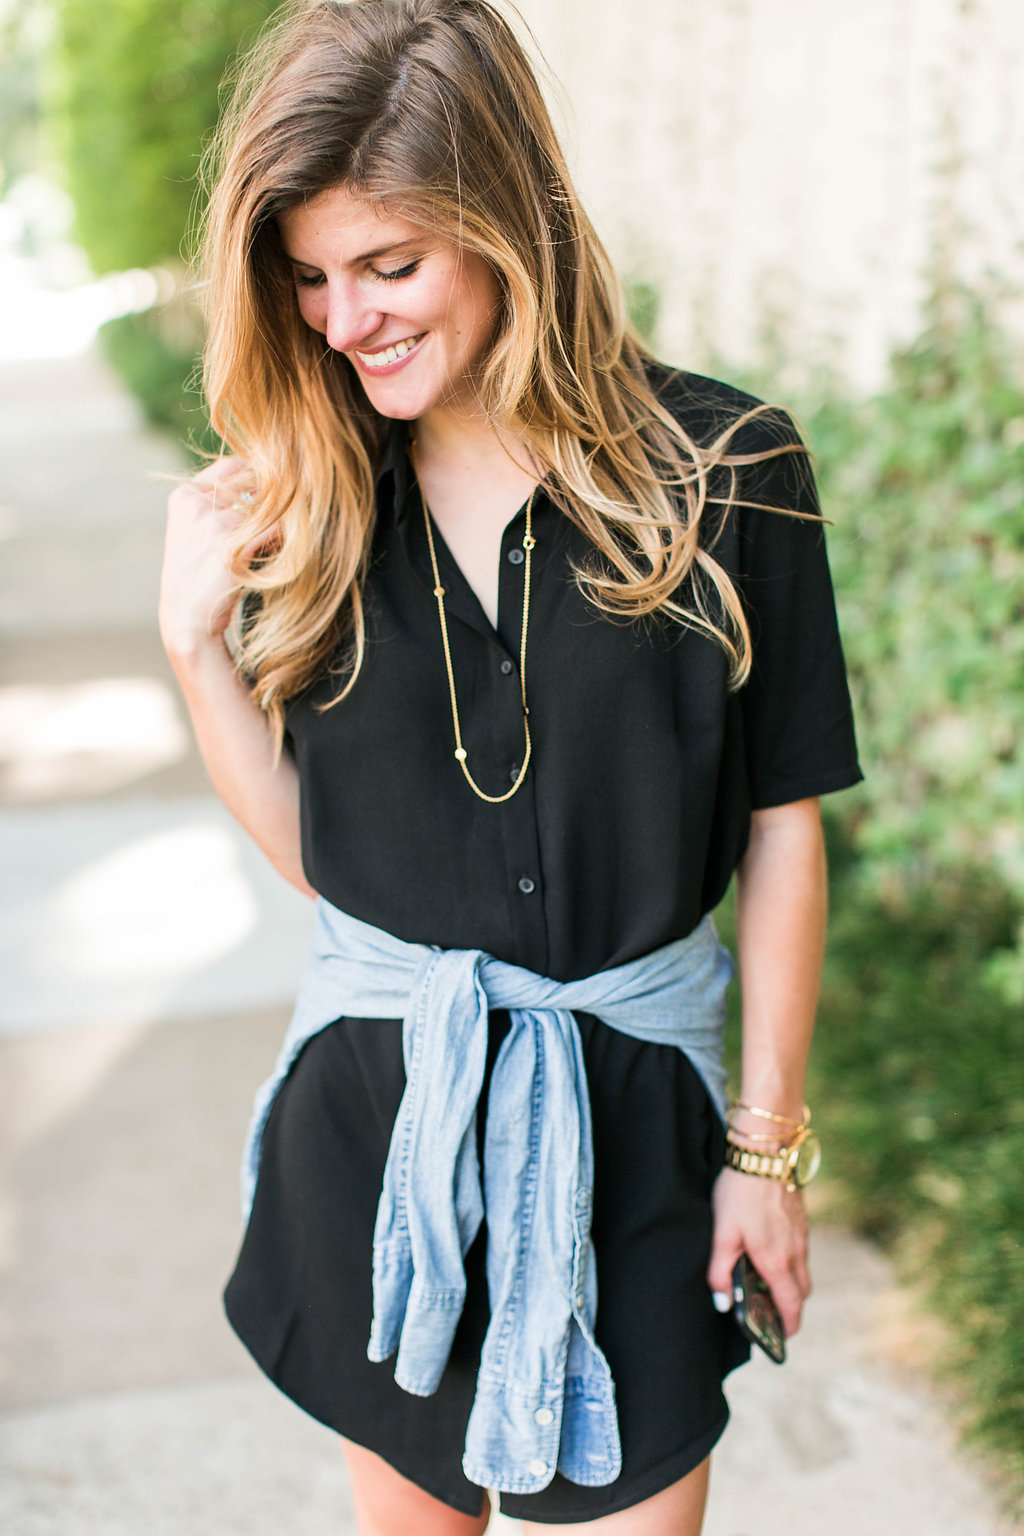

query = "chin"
[361,381,442,422]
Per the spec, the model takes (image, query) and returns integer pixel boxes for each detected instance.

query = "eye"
[293,270,326,288]
[371,258,421,283]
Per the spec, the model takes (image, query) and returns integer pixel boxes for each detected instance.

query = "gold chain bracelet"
[726,1099,811,1128]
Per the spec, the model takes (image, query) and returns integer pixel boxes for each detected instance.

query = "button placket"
[492,504,549,973]
[496,752,547,968]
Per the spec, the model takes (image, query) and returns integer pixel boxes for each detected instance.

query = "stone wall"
[514,0,1024,389]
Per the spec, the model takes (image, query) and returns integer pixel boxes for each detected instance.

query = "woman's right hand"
[159,457,274,658]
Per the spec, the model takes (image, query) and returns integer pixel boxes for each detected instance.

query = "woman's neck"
[408,405,544,632]
[412,403,536,479]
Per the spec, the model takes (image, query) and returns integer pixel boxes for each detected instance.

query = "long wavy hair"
[199,0,806,754]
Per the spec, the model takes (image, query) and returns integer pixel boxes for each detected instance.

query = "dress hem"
[497,1408,731,1524]
[223,1280,738,1523]
[222,1284,490,1519]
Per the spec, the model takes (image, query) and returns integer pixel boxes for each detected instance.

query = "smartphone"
[731,1254,787,1364]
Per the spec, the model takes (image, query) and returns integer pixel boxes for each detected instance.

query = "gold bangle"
[727,1099,811,1128]
[725,1129,797,1156]
[724,1127,796,1144]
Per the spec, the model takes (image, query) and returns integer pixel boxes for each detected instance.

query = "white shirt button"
[528,1458,549,1477]
[534,1407,554,1426]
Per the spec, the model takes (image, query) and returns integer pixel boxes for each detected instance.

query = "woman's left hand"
[705,1165,811,1337]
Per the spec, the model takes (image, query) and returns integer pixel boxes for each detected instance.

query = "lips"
[354,332,426,371]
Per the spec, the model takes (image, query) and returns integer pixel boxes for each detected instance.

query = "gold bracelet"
[724,1127,798,1144]
[725,1129,798,1155]
[727,1099,811,1128]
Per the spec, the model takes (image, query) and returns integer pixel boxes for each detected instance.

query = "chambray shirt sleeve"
[735,412,864,810]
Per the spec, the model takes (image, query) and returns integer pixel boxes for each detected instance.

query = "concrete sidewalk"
[0,351,1019,1535]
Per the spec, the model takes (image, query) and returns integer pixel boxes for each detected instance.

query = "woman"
[159,1,862,1531]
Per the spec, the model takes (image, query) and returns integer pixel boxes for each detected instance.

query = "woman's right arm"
[159,460,316,900]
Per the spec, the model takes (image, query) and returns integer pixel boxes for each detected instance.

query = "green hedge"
[716,839,1024,1508]
[807,289,1024,950]
[811,856,1024,1496]
[744,293,1023,1507]
[100,308,215,453]
[51,0,277,271]
[711,290,1023,1511]
[49,0,278,449]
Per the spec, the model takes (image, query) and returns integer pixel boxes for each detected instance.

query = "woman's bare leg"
[341,1437,491,1536]
[341,1437,710,1535]
[519,1454,711,1536]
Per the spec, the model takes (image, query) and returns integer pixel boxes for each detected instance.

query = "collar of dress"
[375,418,413,520]
[239,898,732,1496]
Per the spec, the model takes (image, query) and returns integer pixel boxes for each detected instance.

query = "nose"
[322,282,385,354]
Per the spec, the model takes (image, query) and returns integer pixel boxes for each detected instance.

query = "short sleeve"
[736,413,863,809]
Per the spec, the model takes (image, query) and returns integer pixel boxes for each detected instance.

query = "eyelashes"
[372,259,421,283]
[292,258,422,288]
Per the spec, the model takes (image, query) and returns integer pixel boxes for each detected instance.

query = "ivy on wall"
[807,288,1024,962]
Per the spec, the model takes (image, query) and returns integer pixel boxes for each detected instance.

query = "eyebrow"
[282,237,424,270]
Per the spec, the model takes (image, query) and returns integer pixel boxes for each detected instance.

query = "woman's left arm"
[705,795,828,1336]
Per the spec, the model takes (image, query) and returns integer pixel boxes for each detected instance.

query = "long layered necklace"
[416,461,538,805]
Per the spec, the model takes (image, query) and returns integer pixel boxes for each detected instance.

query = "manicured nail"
[712,1291,732,1313]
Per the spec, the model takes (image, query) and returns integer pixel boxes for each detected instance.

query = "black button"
[518,876,536,895]
[500,659,514,675]
[507,547,525,565]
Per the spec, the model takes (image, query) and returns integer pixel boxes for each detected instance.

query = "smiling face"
[278,184,502,424]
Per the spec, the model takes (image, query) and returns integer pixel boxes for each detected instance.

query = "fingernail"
[711,1291,732,1313]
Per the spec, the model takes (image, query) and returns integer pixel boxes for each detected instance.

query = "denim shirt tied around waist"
[240,898,732,1497]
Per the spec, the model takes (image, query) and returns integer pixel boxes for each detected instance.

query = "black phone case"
[731,1255,787,1364]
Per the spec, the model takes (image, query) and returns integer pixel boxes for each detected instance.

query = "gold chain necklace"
[418,476,537,805]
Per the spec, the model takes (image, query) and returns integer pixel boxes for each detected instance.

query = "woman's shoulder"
[641,358,802,455]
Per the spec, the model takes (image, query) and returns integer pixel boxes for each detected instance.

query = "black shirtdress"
[223,365,863,1522]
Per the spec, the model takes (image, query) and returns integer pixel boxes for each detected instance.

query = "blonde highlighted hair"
[199,0,808,753]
